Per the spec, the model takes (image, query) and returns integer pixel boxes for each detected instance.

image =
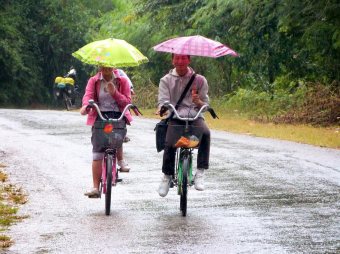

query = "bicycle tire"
[105,154,113,215]
[63,92,72,111]
[180,157,189,217]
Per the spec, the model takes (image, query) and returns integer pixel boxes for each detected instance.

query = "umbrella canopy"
[72,38,148,67]
[153,35,238,58]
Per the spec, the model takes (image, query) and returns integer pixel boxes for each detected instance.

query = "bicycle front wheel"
[105,154,113,215]
[180,157,189,217]
[63,92,72,111]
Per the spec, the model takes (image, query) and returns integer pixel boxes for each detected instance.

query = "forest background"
[0,0,339,127]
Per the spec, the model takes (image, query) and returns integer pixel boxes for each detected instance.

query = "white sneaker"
[158,174,171,197]
[118,160,130,172]
[84,188,100,198]
[194,169,205,191]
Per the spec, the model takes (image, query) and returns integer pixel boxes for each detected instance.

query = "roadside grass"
[140,108,340,149]
[0,163,28,249]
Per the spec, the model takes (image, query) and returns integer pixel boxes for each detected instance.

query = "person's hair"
[171,54,190,60]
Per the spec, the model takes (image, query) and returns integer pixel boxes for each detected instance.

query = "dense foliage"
[1,0,339,124]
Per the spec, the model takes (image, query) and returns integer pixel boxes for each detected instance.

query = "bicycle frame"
[174,137,195,217]
[176,148,193,188]
[100,148,117,196]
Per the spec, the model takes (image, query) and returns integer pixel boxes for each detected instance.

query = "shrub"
[273,83,340,126]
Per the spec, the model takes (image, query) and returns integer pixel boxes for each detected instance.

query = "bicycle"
[160,101,218,216]
[53,74,81,110]
[87,99,141,215]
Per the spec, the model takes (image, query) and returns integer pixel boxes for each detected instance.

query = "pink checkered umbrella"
[153,35,238,58]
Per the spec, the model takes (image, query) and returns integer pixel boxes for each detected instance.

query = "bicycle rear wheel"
[180,157,189,217]
[105,154,113,215]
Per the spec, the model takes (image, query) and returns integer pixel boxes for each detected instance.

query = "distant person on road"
[66,66,77,80]
[117,69,134,142]
[118,69,135,96]
[156,54,211,197]
[80,66,132,198]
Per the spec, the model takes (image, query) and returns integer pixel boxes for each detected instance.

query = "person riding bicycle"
[80,66,132,197]
[156,54,211,197]
[53,67,78,105]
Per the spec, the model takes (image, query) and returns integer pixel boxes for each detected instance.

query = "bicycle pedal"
[116,178,123,182]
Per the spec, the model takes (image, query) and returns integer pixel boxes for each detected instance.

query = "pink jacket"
[82,70,133,126]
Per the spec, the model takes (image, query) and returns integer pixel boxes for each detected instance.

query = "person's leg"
[195,118,210,191]
[117,147,123,161]
[84,157,102,197]
[162,146,176,175]
[85,125,103,197]
[196,119,210,169]
[158,122,178,197]
[117,146,130,172]
[92,160,102,189]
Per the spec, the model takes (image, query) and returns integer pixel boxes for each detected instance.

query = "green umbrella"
[72,38,148,67]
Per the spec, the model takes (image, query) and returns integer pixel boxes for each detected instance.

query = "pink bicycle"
[88,99,141,215]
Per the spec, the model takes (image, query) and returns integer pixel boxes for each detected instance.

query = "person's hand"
[105,82,116,95]
[192,93,203,107]
[80,105,88,115]
[155,105,169,117]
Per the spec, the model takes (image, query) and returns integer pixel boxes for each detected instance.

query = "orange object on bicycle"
[175,135,200,148]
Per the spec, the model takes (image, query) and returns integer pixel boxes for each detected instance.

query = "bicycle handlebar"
[161,101,218,121]
[87,99,141,122]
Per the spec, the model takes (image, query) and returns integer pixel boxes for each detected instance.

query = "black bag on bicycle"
[154,74,196,152]
[154,119,168,152]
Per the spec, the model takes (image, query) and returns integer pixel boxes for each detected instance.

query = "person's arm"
[80,76,96,115]
[156,77,170,115]
[192,75,209,108]
[111,77,132,108]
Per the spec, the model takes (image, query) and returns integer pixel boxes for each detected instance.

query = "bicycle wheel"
[63,92,72,111]
[180,157,189,217]
[105,154,113,215]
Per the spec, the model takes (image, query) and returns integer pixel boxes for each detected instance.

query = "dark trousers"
[162,118,210,176]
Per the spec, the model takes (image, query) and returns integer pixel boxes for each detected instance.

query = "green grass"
[140,108,340,149]
[0,167,27,249]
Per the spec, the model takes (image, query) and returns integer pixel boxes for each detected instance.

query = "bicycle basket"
[93,120,127,149]
[168,125,203,148]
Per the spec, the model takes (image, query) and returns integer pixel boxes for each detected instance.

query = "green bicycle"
[161,102,218,216]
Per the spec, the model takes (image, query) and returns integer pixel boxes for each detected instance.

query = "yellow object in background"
[64,77,75,85]
[55,76,63,83]
[54,77,74,85]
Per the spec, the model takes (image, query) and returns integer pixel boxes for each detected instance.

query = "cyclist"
[156,54,211,197]
[80,66,132,197]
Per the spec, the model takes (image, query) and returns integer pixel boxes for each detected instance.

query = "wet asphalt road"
[0,108,339,254]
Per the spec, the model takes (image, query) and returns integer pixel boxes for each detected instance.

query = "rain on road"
[0,109,339,254]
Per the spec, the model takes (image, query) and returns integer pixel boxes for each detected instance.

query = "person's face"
[172,54,190,76]
[100,67,114,78]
